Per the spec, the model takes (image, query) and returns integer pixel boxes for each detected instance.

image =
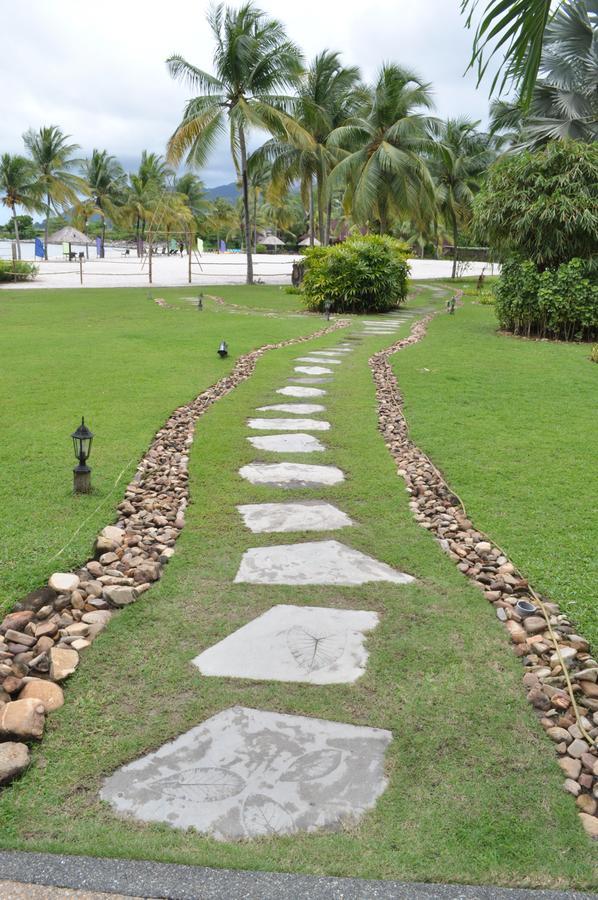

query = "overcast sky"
[1,0,496,223]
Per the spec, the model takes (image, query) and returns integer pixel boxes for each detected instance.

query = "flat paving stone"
[237,501,353,533]
[239,463,344,488]
[100,705,391,841]
[256,403,326,415]
[235,539,415,585]
[247,417,330,432]
[247,433,326,453]
[294,366,334,375]
[289,377,333,384]
[192,604,378,684]
[277,386,326,398]
[295,357,342,364]
[308,350,352,356]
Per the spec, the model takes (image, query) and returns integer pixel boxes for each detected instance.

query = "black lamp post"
[197,293,203,311]
[71,417,94,493]
[218,340,228,358]
[324,299,333,321]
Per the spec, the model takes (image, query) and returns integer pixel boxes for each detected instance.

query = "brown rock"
[0,611,34,634]
[19,679,64,713]
[505,621,526,644]
[103,586,137,607]
[559,756,581,779]
[0,742,30,784]
[579,681,598,699]
[577,795,598,816]
[523,616,546,635]
[35,621,58,639]
[48,573,79,593]
[2,676,24,695]
[579,813,598,839]
[564,778,581,797]
[568,738,590,758]
[4,630,36,647]
[0,698,45,739]
[49,647,79,681]
[546,726,572,744]
[86,561,103,578]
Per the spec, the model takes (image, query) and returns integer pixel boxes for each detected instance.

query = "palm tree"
[205,197,238,249]
[175,172,209,226]
[328,64,437,235]
[430,118,496,278]
[23,125,85,259]
[122,151,172,254]
[462,0,556,106]
[80,150,127,256]
[253,50,363,246]
[166,2,304,284]
[0,154,38,259]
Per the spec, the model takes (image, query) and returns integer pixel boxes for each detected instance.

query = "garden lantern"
[71,417,94,494]
[218,340,228,358]
[324,299,332,321]
[197,294,203,311]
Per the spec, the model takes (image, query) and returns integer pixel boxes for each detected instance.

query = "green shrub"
[301,235,409,314]
[0,260,38,282]
[590,344,598,363]
[495,259,598,341]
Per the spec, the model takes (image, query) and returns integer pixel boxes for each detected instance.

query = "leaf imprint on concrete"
[151,767,245,803]
[286,626,346,672]
[242,794,295,836]
[280,749,343,782]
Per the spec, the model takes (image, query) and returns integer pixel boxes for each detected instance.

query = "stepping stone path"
[192,604,378,683]
[101,706,391,840]
[103,324,415,841]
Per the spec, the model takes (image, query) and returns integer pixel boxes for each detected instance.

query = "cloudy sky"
[1,0,496,221]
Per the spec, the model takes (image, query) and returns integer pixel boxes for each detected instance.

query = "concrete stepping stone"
[237,501,352,533]
[294,366,334,375]
[192,604,378,684]
[289,377,333,384]
[239,462,344,488]
[277,386,326,398]
[308,350,352,356]
[295,357,342,365]
[235,539,415,585]
[247,417,330,432]
[248,433,325,453]
[100,705,391,841]
[256,403,326,415]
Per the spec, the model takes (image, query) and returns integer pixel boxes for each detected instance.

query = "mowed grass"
[395,293,598,648]
[0,286,594,889]
[0,285,322,611]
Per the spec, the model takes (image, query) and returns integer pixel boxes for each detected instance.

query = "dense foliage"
[474,141,598,270]
[0,260,38,282]
[301,235,409,313]
[495,258,598,341]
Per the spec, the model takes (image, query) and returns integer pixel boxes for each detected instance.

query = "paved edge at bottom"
[0,852,595,900]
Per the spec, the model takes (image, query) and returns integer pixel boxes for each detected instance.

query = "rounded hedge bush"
[495,258,598,341]
[301,235,409,314]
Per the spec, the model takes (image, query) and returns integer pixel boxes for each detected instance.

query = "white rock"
[49,572,80,593]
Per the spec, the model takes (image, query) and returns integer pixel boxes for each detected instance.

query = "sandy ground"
[2,253,496,290]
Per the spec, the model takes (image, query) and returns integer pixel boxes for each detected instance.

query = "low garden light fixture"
[71,416,94,494]
[218,340,228,358]
[197,294,203,311]
[324,299,333,321]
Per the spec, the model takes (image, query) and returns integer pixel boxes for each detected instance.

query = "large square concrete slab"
[239,463,344,488]
[247,417,330,432]
[237,501,352,533]
[192,604,378,683]
[100,706,391,841]
[247,433,325,453]
[277,386,326,398]
[294,366,334,375]
[234,539,415,585]
[256,403,326,415]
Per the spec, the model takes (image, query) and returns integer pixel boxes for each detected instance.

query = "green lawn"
[0,284,594,890]
[0,285,318,611]
[395,292,598,649]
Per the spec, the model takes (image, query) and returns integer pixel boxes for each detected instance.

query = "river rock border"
[0,317,349,786]
[371,314,598,840]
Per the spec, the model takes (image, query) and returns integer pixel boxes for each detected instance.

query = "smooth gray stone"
[235,540,415,586]
[239,462,345,488]
[308,350,353,356]
[192,604,379,684]
[256,403,326,415]
[289,377,333,384]
[247,433,326,453]
[100,706,392,841]
[277,386,326,397]
[247,417,330,432]
[294,366,334,375]
[237,501,353,533]
[295,357,343,364]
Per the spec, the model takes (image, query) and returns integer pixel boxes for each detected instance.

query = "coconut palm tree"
[0,154,39,259]
[122,151,172,253]
[166,2,304,284]
[328,64,437,235]
[80,150,127,256]
[430,118,496,278]
[175,172,210,226]
[23,125,85,259]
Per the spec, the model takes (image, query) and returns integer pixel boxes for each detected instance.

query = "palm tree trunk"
[316,172,325,245]
[11,205,21,260]
[308,178,315,247]
[325,197,332,246]
[253,192,258,253]
[450,209,458,280]
[44,193,50,260]
[238,125,253,285]
[101,217,106,259]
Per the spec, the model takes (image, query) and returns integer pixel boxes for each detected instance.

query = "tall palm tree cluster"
[1,0,594,277]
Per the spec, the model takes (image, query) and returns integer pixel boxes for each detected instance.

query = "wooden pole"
[79,255,83,285]
[149,241,153,285]
[188,231,192,284]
